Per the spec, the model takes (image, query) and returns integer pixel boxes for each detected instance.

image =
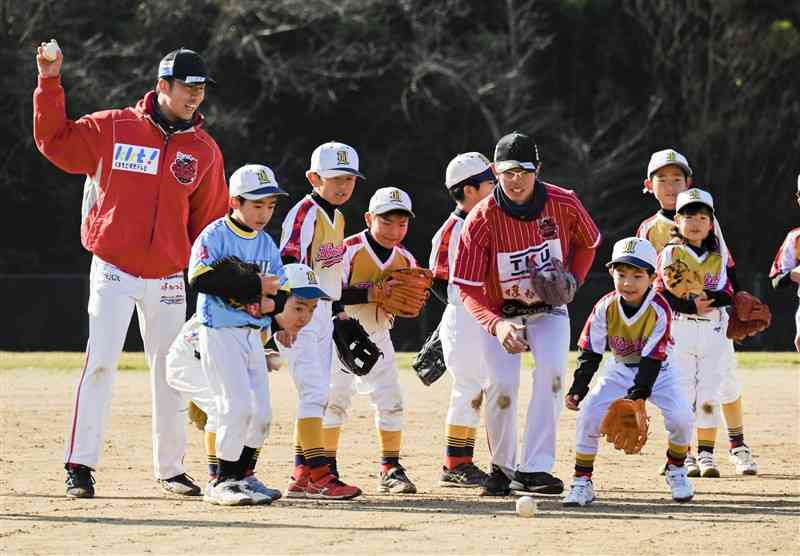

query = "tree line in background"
[1,0,798,277]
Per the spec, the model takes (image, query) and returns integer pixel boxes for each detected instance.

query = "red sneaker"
[285,471,310,499]
[305,473,362,500]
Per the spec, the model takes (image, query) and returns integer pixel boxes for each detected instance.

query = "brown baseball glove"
[599,398,649,455]
[373,268,433,318]
[663,259,704,299]
[187,400,207,431]
[527,258,577,306]
[727,291,772,341]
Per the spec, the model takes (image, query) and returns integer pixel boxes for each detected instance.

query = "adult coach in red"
[453,132,601,496]
[33,45,228,498]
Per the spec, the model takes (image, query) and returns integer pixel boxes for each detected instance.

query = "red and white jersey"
[770,227,800,298]
[280,195,346,301]
[342,231,417,332]
[429,210,466,305]
[637,211,735,267]
[453,183,600,311]
[578,288,672,365]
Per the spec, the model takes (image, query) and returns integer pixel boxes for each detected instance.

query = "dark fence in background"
[1,272,797,353]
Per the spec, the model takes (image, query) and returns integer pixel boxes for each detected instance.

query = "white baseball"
[42,39,60,62]
[516,495,537,517]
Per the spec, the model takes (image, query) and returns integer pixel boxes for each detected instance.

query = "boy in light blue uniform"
[188,163,291,505]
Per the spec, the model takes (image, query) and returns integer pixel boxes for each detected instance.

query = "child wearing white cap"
[428,152,495,488]
[186,163,291,505]
[278,141,364,500]
[656,188,737,478]
[563,237,694,506]
[769,174,800,352]
[322,186,421,494]
[167,263,329,505]
[637,151,758,477]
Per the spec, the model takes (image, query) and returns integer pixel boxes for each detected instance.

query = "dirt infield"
[1,363,798,555]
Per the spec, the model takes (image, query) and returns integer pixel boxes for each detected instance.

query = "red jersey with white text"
[453,182,600,313]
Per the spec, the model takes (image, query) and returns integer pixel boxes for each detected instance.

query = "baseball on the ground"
[42,39,60,62]
[516,495,537,517]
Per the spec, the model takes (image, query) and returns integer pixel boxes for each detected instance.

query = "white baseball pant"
[324,329,403,431]
[280,299,334,419]
[440,302,489,428]
[670,309,729,428]
[199,325,271,462]
[481,310,570,475]
[65,256,187,479]
[165,316,218,432]
[575,359,693,455]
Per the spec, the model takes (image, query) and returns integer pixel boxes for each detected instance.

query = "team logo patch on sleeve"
[171,152,198,185]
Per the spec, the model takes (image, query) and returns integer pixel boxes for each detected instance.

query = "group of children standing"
[169,139,788,509]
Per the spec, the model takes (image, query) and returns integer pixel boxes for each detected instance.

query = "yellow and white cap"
[307,141,365,179]
[445,152,493,188]
[229,164,288,199]
[281,263,331,300]
[607,237,658,272]
[647,148,692,178]
[676,187,714,214]
[368,186,414,217]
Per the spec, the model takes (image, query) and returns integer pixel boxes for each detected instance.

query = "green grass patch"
[2,350,796,372]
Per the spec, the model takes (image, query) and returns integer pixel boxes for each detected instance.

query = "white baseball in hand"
[516,495,537,517]
[42,39,60,62]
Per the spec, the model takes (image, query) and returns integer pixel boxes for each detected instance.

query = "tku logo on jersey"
[112,143,160,175]
[171,152,198,185]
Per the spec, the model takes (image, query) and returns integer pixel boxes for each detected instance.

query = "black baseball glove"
[332,317,382,376]
[412,325,446,386]
[210,256,264,317]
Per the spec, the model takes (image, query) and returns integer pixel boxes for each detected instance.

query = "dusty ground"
[1,363,798,555]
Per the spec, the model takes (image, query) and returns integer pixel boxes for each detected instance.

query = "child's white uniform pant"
[575,359,693,455]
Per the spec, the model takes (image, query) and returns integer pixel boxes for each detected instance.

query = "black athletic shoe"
[479,465,511,496]
[159,473,202,496]
[439,463,489,488]
[509,471,564,494]
[65,464,95,498]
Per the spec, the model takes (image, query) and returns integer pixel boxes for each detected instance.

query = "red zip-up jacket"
[33,76,229,278]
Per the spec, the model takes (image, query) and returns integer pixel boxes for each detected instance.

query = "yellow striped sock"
[379,429,401,465]
[323,426,341,460]
[697,428,716,452]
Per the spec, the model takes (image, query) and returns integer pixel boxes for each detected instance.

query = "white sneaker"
[203,478,253,506]
[685,454,700,477]
[243,475,282,503]
[562,476,595,507]
[697,451,720,478]
[729,446,758,475]
[665,464,694,503]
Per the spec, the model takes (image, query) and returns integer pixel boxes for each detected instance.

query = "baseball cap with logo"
[445,152,494,188]
[229,164,288,200]
[280,263,331,300]
[307,141,365,179]
[676,187,714,214]
[494,132,540,173]
[158,48,215,85]
[368,187,414,217]
[281,263,331,300]
[606,237,658,272]
[646,149,692,178]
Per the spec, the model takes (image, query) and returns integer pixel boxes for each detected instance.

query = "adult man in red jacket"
[34,44,229,498]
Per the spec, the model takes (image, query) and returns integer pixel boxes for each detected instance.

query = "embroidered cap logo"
[621,239,638,254]
[256,169,271,184]
[337,150,349,165]
[389,189,402,202]
[307,271,318,284]
[666,151,676,162]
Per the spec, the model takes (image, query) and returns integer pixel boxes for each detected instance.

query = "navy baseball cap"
[494,132,540,173]
[158,48,215,85]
